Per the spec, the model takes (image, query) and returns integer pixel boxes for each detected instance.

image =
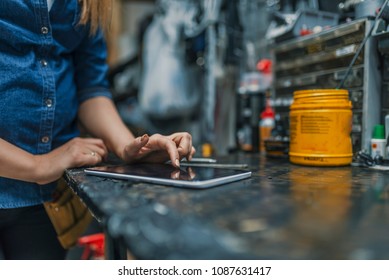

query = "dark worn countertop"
[64,153,389,260]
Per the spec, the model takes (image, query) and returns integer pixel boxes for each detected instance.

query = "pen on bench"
[179,162,249,169]
[166,158,248,169]
[181,158,217,163]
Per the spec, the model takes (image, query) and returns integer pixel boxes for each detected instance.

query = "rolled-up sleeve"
[73,29,112,104]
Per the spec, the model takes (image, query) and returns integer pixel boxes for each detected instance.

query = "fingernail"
[141,134,148,141]
[175,159,180,168]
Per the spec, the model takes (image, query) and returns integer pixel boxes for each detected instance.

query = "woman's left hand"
[120,132,196,168]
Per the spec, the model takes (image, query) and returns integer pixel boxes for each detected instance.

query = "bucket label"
[289,110,352,161]
[301,115,331,134]
[290,115,298,145]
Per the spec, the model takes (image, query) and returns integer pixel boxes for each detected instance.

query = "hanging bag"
[43,178,93,249]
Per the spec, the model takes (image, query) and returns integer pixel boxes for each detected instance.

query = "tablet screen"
[84,163,251,189]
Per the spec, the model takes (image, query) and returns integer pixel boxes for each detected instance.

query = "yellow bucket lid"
[293,89,349,100]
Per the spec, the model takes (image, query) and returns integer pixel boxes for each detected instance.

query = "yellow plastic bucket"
[289,89,353,166]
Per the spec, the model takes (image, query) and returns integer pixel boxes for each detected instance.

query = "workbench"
[64,153,389,259]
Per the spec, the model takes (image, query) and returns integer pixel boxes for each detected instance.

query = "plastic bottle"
[259,100,275,153]
[371,124,386,160]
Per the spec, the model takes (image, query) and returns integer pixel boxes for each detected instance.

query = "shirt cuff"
[77,87,113,104]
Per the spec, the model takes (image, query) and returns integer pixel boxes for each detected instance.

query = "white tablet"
[84,163,252,189]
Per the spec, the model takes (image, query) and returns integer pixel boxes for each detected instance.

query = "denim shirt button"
[41,136,50,143]
[40,60,48,67]
[41,26,49,34]
[45,99,53,107]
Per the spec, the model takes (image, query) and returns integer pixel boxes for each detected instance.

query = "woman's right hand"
[34,137,108,185]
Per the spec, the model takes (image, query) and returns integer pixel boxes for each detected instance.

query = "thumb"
[123,134,149,161]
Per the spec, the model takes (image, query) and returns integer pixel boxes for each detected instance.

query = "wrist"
[32,154,64,185]
[32,155,47,184]
[112,138,135,162]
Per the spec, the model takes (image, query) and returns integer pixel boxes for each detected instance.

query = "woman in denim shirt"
[0,0,195,259]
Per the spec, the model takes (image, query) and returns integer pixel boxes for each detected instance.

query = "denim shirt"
[0,0,112,208]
